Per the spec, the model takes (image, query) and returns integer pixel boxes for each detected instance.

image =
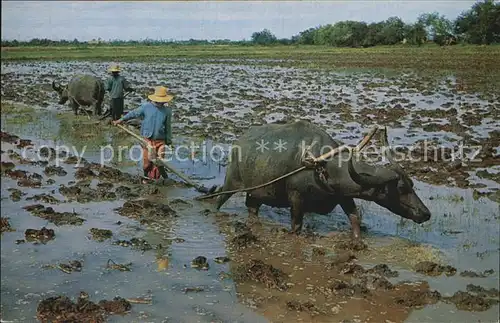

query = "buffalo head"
[345,129,431,224]
[313,126,431,224]
[52,80,69,104]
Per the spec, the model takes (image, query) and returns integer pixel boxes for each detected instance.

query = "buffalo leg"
[288,190,304,234]
[215,163,242,211]
[245,193,261,222]
[215,190,234,210]
[95,98,103,116]
[70,101,79,115]
[340,199,362,240]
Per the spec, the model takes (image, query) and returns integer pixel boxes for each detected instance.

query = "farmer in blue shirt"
[113,86,173,183]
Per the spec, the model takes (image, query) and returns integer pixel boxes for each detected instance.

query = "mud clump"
[328,279,371,297]
[394,289,441,308]
[230,231,259,249]
[230,220,251,234]
[414,261,457,276]
[44,165,67,176]
[112,238,153,251]
[23,204,85,226]
[39,147,60,160]
[366,264,399,277]
[1,217,15,233]
[8,188,25,201]
[75,166,96,179]
[327,253,364,276]
[17,175,42,188]
[90,228,113,242]
[466,284,500,298]
[45,260,83,274]
[191,256,209,270]
[98,297,132,314]
[336,262,366,276]
[59,184,81,198]
[286,300,324,316]
[311,246,327,257]
[25,227,55,243]
[63,155,87,165]
[0,161,16,173]
[96,165,124,179]
[233,259,289,291]
[328,257,399,280]
[59,182,117,203]
[1,131,19,143]
[460,269,495,278]
[334,239,367,251]
[95,165,136,183]
[114,199,176,220]
[96,181,114,190]
[360,275,394,290]
[329,251,357,265]
[5,169,28,180]
[26,193,61,204]
[446,291,499,312]
[114,185,140,199]
[16,138,32,148]
[36,292,131,323]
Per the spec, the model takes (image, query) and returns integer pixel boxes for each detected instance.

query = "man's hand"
[112,119,123,126]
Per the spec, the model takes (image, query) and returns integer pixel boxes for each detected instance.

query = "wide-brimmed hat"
[108,64,121,72]
[148,86,174,103]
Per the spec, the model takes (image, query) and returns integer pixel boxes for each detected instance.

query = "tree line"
[2,0,498,47]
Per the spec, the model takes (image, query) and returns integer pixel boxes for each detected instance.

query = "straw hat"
[148,86,174,103]
[108,64,121,72]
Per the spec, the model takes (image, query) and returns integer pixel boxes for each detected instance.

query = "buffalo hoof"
[286,229,302,236]
[351,232,362,242]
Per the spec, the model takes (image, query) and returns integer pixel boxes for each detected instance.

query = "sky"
[1,1,479,41]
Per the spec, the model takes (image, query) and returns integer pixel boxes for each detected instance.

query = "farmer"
[105,64,134,120]
[113,86,173,184]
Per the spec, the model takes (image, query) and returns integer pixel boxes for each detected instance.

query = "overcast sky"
[1,1,478,41]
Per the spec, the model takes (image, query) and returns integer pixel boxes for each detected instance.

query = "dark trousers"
[110,98,124,120]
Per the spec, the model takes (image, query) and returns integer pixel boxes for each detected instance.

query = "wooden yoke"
[302,126,386,167]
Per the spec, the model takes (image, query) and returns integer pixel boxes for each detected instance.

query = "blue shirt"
[120,102,172,144]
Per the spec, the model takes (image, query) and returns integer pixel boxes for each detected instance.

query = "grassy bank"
[2,44,500,71]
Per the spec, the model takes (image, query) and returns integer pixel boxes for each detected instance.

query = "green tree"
[362,22,385,47]
[405,22,427,46]
[314,21,368,47]
[313,25,335,45]
[250,29,277,45]
[417,12,454,45]
[454,0,500,44]
[294,27,318,44]
[377,17,406,45]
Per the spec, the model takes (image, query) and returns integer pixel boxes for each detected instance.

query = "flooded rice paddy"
[1,60,499,322]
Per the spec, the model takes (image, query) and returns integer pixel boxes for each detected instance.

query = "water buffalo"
[214,120,431,239]
[52,74,105,116]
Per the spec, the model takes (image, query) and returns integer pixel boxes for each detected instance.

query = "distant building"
[88,38,102,45]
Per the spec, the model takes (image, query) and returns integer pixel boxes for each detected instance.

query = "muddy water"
[2,61,499,195]
[1,143,268,322]
[1,60,500,322]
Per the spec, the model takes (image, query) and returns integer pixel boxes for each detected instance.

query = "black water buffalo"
[52,74,105,116]
[214,120,431,239]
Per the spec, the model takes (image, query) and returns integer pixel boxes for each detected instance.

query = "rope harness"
[194,125,386,200]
